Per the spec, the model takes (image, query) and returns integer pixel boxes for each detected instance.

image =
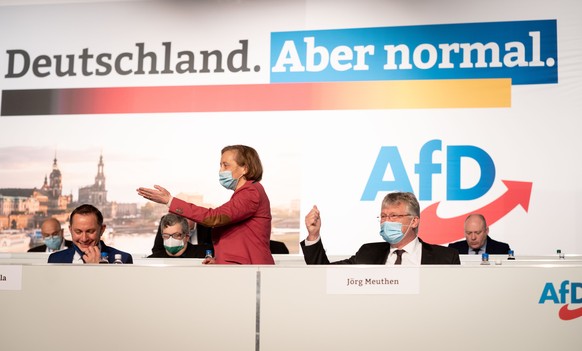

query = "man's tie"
[473,248,481,255]
[394,249,405,265]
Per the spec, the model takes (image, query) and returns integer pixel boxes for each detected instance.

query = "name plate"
[0,265,23,290]
[327,267,419,294]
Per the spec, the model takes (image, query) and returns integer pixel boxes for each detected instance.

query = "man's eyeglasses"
[378,214,413,221]
[42,231,61,239]
[161,233,186,240]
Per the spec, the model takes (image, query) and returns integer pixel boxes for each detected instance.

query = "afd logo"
[271,20,557,85]
[361,140,532,244]
[539,281,582,321]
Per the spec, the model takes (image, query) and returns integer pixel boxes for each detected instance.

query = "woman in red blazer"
[137,145,274,265]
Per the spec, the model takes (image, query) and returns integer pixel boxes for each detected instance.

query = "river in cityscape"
[108,232,301,257]
[1,230,299,256]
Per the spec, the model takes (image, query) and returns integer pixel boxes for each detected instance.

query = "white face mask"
[163,237,185,255]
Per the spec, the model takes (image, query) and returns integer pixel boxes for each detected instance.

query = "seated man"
[270,239,289,254]
[28,217,72,253]
[448,213,511,255]
[148,213,213,258]
[302,192,460,265]
[48,204,133,264]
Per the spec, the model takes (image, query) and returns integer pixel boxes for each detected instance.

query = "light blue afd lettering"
[539,281,582,304]
[573,283,582,304]
[447,145,495,200]
[414,139,442,201]
[360,146,413,201]
[361,140,495,201]
[539,282,561,304]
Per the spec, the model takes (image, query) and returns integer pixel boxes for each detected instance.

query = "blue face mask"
[219,171,238,190]
[44,236,63,251]
[379,221,409,245]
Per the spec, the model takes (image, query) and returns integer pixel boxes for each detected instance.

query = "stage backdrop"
[1,0,581,255]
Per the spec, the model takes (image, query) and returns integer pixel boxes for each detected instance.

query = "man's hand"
[305,205,321,241]
[136,185,172,205]
[83,245,102,264]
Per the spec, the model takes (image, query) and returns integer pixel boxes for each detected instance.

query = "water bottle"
[113,253,123,264]
[99,252,109,264]
[205,249,213,260]
[480,252,490,265]
[507,250,515,260]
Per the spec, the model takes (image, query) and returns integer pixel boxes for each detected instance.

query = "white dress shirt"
[386,237,422,265]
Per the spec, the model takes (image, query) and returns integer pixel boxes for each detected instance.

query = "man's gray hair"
[160,213,189,234]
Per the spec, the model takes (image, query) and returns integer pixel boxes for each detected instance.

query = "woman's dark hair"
[69,204,104,226]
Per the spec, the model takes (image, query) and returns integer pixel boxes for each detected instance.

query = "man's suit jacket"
[270,240,289,254]
[301,237,460,265]
[28,240,73,252]
[448,236,511,255]
[48,241,133,263]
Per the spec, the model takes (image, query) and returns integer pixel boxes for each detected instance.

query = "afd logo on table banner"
[361,139,532,244]
[271,19,557,85]
[539,280,582,321]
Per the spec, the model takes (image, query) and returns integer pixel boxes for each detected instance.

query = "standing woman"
[137,145,274,265]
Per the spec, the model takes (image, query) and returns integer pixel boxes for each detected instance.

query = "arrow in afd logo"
[558,304,582,321]
[419,180,532,244]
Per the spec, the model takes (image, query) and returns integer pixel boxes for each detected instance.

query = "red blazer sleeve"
[168,183,260,228]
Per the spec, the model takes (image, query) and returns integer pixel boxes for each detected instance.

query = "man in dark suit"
[270,240,289,254]
[28,217,72,253]
[448,213,511,255]
[48,204,133,264]
[302,192,460,265]
[148,213,213,258]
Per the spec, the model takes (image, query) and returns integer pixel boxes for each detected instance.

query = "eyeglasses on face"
[161,233,186,240]
[377,214,412,221]
[42,231,61,239]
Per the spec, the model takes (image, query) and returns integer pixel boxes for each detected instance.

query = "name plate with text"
[326,267,419,294]
[0,265,23,291]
